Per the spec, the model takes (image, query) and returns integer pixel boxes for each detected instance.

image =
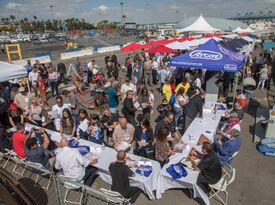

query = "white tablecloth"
[20,123,161,200]
[156,102,226,205]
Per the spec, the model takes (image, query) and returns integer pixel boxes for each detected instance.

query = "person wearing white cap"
[217,112,241,139]
[13,87,32,114]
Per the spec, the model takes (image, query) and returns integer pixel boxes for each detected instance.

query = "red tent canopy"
[120,42,143,52]
[144,45,176,53]
[204,33,223,37]
[177,37,196,42]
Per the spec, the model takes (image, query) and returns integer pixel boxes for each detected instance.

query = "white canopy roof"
[233,27,247,33]
[177,14,221,33]
[0,61,27,82]
[242,36,254,42]
[165,41,182,49]
[222,34,239,39]
[243,27,255,33]
[165,37,222,50]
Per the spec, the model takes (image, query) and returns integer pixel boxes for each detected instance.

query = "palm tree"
[33,16,37,21]
[10,15,16,21]
[24,17,29,22]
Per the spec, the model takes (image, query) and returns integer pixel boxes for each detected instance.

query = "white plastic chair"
[58,175,84,205]
[222,151,239,177]
[26,161,53,190]
[209,176,228,205]
[209,168,236,205]
[100,188,130,204]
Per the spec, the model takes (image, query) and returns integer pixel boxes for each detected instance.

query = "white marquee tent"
[0,61,27,82]
[177,14,220,33]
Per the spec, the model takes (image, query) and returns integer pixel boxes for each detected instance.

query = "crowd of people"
[0,44,274,203]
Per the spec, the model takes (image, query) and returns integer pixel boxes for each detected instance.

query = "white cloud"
[5,2,23,10]
[94,5,110,12]
[170,5,180,10]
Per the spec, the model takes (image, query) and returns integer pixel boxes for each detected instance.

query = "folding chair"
[26,161,53,190]
[209,168,236,205]
[100,188,130,205]
[3,149,27,176]
[209,176,228,205]
[222,151,239,177]
[59,175,84,205]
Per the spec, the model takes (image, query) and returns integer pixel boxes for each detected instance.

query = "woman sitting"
[28,98,42,126]
[60,108,76,136]
[155,127,176,167]
[8,103,24,128]
[134,117,153,158]
[76,109,90,140]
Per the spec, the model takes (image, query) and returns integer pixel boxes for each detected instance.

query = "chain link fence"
[0,152,130,205]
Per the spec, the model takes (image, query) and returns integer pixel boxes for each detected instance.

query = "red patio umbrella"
[144,45,176,53]
[120,42,143,52]
[177,37,196,42]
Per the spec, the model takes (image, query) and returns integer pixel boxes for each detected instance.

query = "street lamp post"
[147,3,149,33]
[120,2,124,27]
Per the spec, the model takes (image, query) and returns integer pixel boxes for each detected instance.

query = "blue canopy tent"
[170,39,245,72]
[170,39,246,100]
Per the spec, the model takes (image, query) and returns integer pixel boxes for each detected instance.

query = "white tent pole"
[27,77,31,94]
[233,72,239,101]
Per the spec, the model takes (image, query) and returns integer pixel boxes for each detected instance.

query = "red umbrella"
[120,42,143,52]
[144,45,176,53]
[177,37,196,42]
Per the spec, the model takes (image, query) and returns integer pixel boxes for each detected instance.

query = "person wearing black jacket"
[57,60,67,84]
[109,151,142,204]
[183,87,203,131]
[189,142,222,193]
[122,90,137,126]
[134,118,154,158]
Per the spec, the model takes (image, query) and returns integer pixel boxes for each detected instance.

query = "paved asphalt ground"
[1,43,275,205]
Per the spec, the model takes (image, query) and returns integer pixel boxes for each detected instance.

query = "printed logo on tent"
[224,64,237,71]
[189,50,222,60]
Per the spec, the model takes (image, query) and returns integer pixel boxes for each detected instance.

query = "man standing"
[51,96,70,131]
[122,90,137,126]
[151,57,159,85]
[120,78,136,100]
[57,60,67,84]
[108,81,120,114]
[109,150,141,204]
[62,89,79,119]
[143,57,152,86]
[183,87,203,131]
[55,137,98,186]
[28,67,39,97]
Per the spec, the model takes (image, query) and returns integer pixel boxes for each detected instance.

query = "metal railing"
[0,151,130,205]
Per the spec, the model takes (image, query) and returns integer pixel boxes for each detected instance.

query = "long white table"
[19,123,161,200]
[156,102,226,205]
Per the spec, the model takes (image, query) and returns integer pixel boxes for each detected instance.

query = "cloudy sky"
[1,0,275,23]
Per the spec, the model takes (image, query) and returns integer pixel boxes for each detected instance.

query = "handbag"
[166,162,187,180]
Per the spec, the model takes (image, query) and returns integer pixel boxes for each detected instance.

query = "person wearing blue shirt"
[108,81,120,114]
[214,129,241,165]
[83,114,104,145]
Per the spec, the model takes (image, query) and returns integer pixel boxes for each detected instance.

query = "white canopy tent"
[233,27,247,33]
[177,14,220,33]
[165,37,222,50]
[243,27,255,33]
[222,34,239,39]
[0,61,27,83]
[242,36,254,43]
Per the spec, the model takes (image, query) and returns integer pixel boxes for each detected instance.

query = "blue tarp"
[170,39,246,72]
[263,41,275,51]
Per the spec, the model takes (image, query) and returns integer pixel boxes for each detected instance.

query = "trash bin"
[243,77,256,98]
